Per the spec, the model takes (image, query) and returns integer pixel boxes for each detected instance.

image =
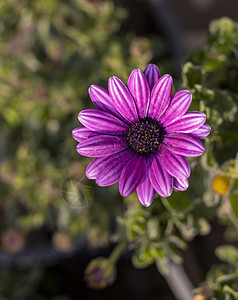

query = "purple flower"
[73,64,210,207]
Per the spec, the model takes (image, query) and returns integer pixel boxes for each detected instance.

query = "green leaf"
[230,193,238,220]
[216,245,238,266]
[206,264,234,285]
[126,218,146,241]
[209,17,235,44]
[132,251,150,268]
[167,244,183,264]
[147,217,159,240]
[223,285,238,298]
[229,178,238,220]
[194,218,211,236]
[132,244,154,269]
[154,249,169,276]
[182,62,203,88]
[162,192,193,213]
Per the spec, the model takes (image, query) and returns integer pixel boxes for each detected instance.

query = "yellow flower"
[212,174,231,196]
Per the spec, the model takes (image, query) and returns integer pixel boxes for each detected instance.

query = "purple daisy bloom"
[72,64,210,207]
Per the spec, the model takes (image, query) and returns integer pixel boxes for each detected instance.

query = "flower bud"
[1,229,25,254]
[52,231,73,253]
[84,257,116,290]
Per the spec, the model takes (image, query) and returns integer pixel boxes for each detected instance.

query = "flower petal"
[136,176,156,207]
[163,133,205,157]
[119,154,147,197]
[160,90,192,126]
[96,150,133,186]
[77,135,128,157]
[72,126,97,142]
[159,147,190,178]
[108,76,139,124]
[128,69,150,119]
[86,157,107,179]
[89,85,124,120]
[165,111,206,133]
[147,74,173,121]
[78,109,128,135]
[192,124,211,138]
[173,177,189,191]
[144,64,160,91]
[149,155,173,197]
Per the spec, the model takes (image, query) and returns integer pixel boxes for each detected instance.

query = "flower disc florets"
[127,118,165,154]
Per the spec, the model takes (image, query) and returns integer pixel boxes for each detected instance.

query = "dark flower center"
[127,118,165,154]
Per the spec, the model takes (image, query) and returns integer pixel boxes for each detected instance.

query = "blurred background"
[0,0,238,299]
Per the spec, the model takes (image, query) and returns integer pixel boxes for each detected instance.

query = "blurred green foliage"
[116,195,210,276]
[182,17,238,227]
[0,0,154,247]
[194,245,238,299]
[0,0,164,296]
[1,0,238,298]
[182,17,238,299]
[111,17,238,298]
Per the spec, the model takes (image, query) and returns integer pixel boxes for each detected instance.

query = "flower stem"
[108,239,127,265]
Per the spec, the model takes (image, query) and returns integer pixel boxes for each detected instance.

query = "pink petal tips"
[147,74,173,121]
[128,69,150,119]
